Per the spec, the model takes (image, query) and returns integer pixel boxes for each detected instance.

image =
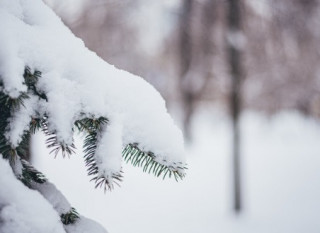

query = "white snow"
[0,157,66,233]
[95,117,123,179]
[0,0,185,178]
[0,1,186,231]
[64,216,108,233]
[32,109,320,233]
[0,157,108,233]
[5,95,38,147]
[30,181,72,215]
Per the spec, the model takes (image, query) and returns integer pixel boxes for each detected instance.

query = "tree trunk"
[178,0,194,141]
[227,0,243,213]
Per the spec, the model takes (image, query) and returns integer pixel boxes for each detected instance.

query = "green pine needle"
[29,117,43,134]
[20,159,47,187]
[0,92,17,160]
[41,117,76,158]
[74,116,108,133]
[18,159,79,226]
[15,131,31,160]
[0,92,29,110]
[123,144,187,181]
[60,207,80,225]
[75,117,123,191]
[0,66,43,161]
[23,66,47,101]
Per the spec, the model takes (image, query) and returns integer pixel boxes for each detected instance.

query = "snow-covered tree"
[0,1,186,232]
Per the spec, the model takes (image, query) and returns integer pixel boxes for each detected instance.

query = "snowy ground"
[32,109,320,233]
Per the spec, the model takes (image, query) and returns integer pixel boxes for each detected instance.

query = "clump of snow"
[31,181,71,215]
[0,157,66,233]
[2,157,110,233]
[95,116,123,179]
[5,95,38,147]
[0,0,185,177]
[64,216,108,233]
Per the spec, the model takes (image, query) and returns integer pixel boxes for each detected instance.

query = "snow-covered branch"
[0,0,186,231]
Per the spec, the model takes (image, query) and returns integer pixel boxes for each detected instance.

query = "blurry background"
[34,0,320,232]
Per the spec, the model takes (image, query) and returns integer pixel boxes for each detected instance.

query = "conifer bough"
[0,0,186,232]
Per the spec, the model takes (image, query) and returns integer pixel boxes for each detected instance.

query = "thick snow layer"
[95,117,123,178]
[0,0,185,176]
[0,157,66,233]
[5,95,38,147]
[0,157,108,233]
[33,110,320,233]
[64,216,108,233]
[31,181,71,215]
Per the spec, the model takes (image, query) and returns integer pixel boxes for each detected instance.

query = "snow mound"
[0,157,66,233]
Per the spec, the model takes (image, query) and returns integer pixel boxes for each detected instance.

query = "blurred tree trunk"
[178,0,194,141]
[178,0,216,142]
[226,0,244,213]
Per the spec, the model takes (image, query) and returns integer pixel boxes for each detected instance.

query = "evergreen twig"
[20,158,47,187]
[23,66,47,101]
[1,65,187,197]
[61,207,80,225]
[41,117,76,158]
[0,88,28,161]
[123,144,187,181]
[75,117,123,191]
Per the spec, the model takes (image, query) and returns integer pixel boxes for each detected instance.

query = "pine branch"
[29,116,43,134]
[75,117,123,191]
[41,117,76,158]
[14,158,81,227]
[76,117,186,185]
[123,144,187,181]
[0,66,42,161]
[23,68,74,158]
[1,64,187,195]
[74,116,108,133]
[0,91,29,110]
[0,139,17,161]
[0,90,29,161]
[23,66,47,101]
[61,207,80,225]
[20,158,47,187]
[15,130,31,160]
